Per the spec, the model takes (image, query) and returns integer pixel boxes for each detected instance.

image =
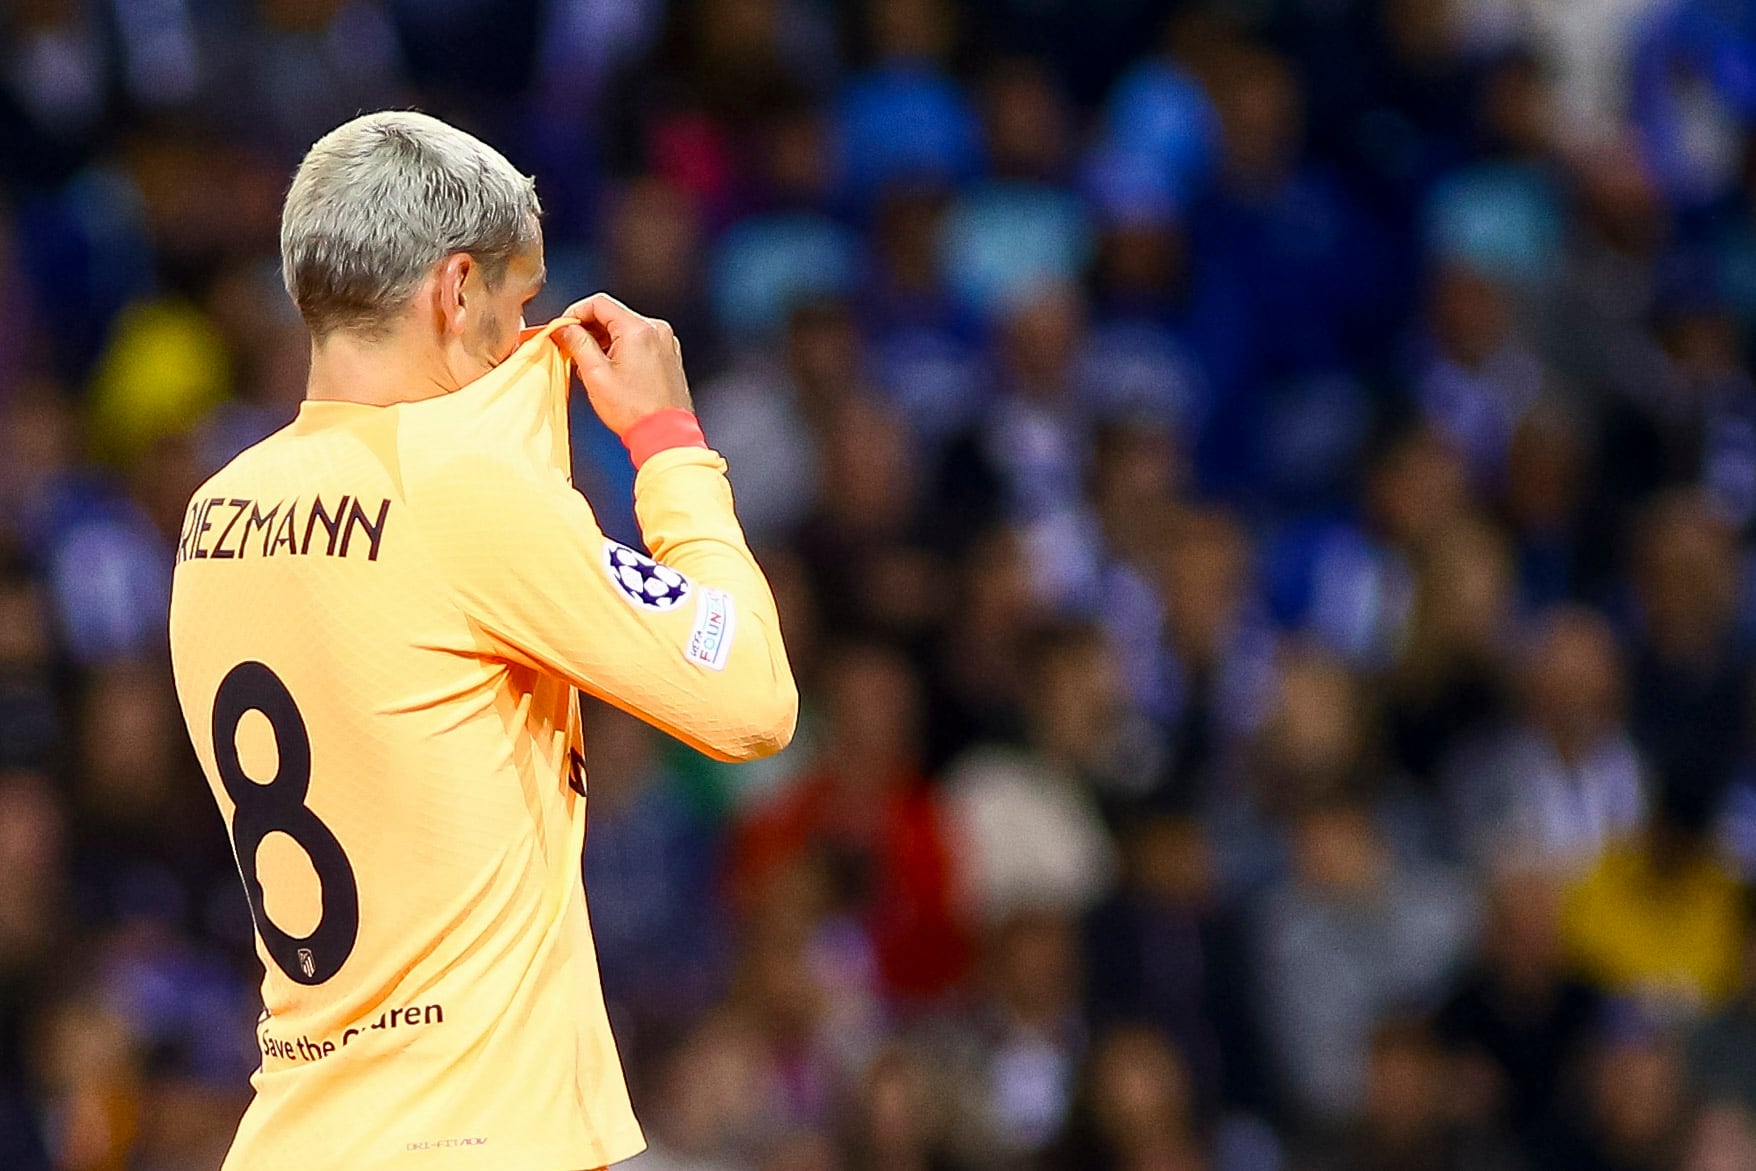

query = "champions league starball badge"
[602,541,693,611]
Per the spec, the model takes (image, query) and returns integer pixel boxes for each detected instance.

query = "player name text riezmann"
[175,494,392,564]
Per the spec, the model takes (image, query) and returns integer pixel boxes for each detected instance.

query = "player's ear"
[434,252,473,338]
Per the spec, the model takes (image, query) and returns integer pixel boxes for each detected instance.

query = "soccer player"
[167,112,798,1170]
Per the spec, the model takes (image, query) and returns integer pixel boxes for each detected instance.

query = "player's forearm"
[631,446,798,760]
[561,301,797,759]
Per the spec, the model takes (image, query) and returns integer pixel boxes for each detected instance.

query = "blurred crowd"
[13,0,1756,1168]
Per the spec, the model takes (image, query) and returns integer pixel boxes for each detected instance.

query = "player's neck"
[305,329,459,407]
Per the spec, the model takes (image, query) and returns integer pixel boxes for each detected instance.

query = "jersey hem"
[223,1128,645,1171]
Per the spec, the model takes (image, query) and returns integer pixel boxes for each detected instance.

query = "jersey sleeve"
[413,445,797,762]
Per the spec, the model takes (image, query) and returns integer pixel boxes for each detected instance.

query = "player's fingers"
[568,292,650,343]
[553,322,611,378]
[557,300,613,347]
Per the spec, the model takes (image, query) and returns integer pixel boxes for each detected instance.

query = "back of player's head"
[280,111,541,341]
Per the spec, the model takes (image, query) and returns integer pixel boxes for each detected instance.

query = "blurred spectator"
[1562,805,1748,1012]
[863,184,989,444]
[0,0,111,187]
[939,60,1091,317]
[1498,403,1601,610]
[0,563,61,770]
[1681,1102,1756,1171]
[1045,1023,1206,1171]
[1193,39,1389,496]
[1627,493,1748,815]
[190,263,308,471]
[1265,427,1468,669]
[1514,0,1668,144]
[1688,932,1756,1115]
[71,661,221,918]
[920,526,1040,768]
[1132,506,1276,814]
[836,0,981,198]
[11,375,178,667]
[1208,646,1380,901]
[1387,515,1516,787]
[1713,684,1756,882]
[584,702,730,1045]
[941,623,1120,926]
[1083,815,1271,1119]
[0,769,66,1097]
[708,104,862,338]
[1648,263,1756,524]
[536,0,667,108]
[223,0,411,154]
[662,0,833,133]
[599,176,713,368]
[1414,265,1547,488]
[932,909,1085,1165]
[723,911,853,1141]
[1436,864,1604,1153]
[31,996,143,1171]
[839,1041,960,1171]
[1539,143,1674,420]
[731,642,969,1003]
[1087,30,1218,215]
[1538,1009,1692,1171]
[1087,419,1184,649]
[0,206,43,396]
[1081,204,1233,443]
[31,443,176,669]
[698,299,867,542]
[623,1011,782,1170]
[792,395,948,644]
[1254,799,1478,1125]
[1629,0,1756,210]
[1421,49,1566,290]
[1297,1016,1525,1171]
[1440,605,1644,871]
[933,280,1096,607]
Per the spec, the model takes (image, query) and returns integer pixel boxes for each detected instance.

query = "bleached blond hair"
[280,111,540,339]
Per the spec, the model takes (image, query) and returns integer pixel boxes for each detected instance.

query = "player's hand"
[553,293,693,438]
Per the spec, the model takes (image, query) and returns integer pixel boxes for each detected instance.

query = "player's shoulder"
[170,426,296,574]
[182,420,300,508]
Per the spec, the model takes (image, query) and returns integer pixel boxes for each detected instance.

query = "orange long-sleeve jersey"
[167,319,797,1171]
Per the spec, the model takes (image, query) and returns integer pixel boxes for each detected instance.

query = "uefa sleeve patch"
[685,587,736,670]
[603,541,692,611]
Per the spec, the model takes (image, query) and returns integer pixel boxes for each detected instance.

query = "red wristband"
[623,409,707,469]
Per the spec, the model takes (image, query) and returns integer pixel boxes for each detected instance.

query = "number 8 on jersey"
[212,660,360,985]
